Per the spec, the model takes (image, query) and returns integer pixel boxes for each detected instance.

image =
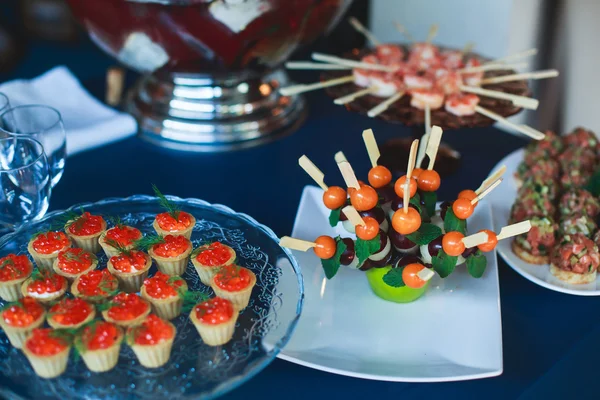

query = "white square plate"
[277,186,503,382]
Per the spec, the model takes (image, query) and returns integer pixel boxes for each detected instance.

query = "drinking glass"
[0,105,66,187]
[0,137,51,230]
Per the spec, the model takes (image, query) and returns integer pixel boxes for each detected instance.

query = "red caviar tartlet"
[47,298,95,330]
[153,211,195,239]
[0,254,33,301]
[71,269,119,304]
[27,231,71,271]
[189,297,239,346]
[106,250,152,293]
[21,270,68,304]
[0,297,46,348]
[126,314,176,368]
[99,224,142,259]
[190,242,236,285]
[147,235,192,276]
[75,320,123,372]
[140,272,188,320]
[22,328,71,378]
[210,265,256,311]
[101,292,151,328]
[52,247,98,282]
[64,211,107,253]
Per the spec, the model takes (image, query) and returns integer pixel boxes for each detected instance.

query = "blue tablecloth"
[3,39,599,400]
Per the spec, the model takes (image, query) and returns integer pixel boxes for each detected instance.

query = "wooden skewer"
[417,267,435,281]
[497,220,532,240]
[416,105,431,168]
[474,105,545,140]
[280,75,354,96]
[393,21,415,43]
[484,48,538,65]
[280,236,316,251]
[334,151,347,164]
[367,91,405,118]
[460,85,539,110]
[476,165,507,195]
[349,17,381,46]
[461,41,475,56]
[298,155,328,191]
[285,61,353,70]
[334,86,378,105]
[404,139,419,213]
[426,126,443,170]
[471,178,503,205]
[426,24,439,43]
[362,128,380,168]
[424,103,432,136]
[481,69,559,85]
[462,231,491,248]
[342,205,366,227]
[337,161,361,190]
[458,62,528,74]
[106,67,125,107]
[312,53,398,72]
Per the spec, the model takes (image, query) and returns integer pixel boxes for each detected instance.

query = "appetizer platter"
[277,128,529,381]
[0,193,303,399]
[490,128,600,295]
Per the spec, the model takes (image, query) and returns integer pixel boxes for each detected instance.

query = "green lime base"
[365,267,429,303]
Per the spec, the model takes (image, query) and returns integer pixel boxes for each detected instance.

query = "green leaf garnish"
[406,223,443,245]
[382,267,406,287]
[0,257,15,269]
[134,235,165,252]
[180,290,210,314]
[104,238,132,256]
[95,301,118,313]
[320,237,346,279]
[50,208,86,232]
[108,216,125,229]
[466,251,487,278]
[329,208,341,227]
[432,249,458,278]
[152,184,180,220]
[409,193,423,214]
[190,241,216,259]
[356,235,380,265]
[444,207,467,235]
[585,168,600,196]
[421,191,437,218]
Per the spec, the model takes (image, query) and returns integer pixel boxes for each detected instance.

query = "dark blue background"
[2,36,599,400]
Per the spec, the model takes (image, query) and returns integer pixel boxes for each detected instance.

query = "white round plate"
[488,149,600,295]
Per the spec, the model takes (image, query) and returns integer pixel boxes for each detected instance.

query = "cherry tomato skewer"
[314,236,337,259]
[402,263,430,289]
[477,229,498,252]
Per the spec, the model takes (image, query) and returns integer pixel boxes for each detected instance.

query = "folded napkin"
[0,66,137,156]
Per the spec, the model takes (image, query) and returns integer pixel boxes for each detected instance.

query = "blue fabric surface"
[3,39,600,400]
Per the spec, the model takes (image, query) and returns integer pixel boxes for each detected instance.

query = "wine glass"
[0,105,66,187]
[0,137,51,230]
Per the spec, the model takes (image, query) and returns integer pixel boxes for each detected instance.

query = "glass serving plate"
[0,195,303,400]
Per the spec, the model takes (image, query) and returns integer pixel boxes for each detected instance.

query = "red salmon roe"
[110,251,149,273]
[56,248,95,275]
[25,328,69,356]
[195,242,233,267]
[27,271,66,295]
[143,272,184,299]
[76,270,118,298]
[195,297,234,325]
[104,226,142,247]
[32,232,70,255]
[1,297,44,327]
[213,265,252,292]
[106,293,149,321]
[153,235,190,258]
[49,298,93,326]
[79,321,120,351]
[68,212,105,236]
[130,315,174,345]
[0,254,32,282]
[156,211,192,232]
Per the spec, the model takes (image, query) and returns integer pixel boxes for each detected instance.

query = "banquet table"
[1,38,599,400]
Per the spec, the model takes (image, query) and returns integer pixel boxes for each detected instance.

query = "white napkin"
[0,66,137,156]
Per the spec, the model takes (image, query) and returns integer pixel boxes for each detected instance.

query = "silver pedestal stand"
[126,69,306,152]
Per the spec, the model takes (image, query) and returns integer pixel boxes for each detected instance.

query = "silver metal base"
[126,69,306,152]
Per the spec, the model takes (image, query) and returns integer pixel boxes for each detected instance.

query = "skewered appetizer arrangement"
[510,127,600,284]
[281,128,531,303]
[282,19,557,137]
[0,187,257,379]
